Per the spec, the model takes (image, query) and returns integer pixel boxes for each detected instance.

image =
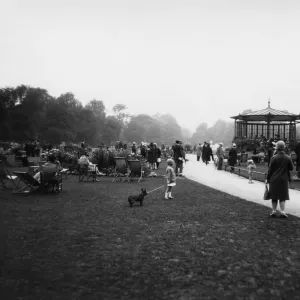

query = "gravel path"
[184,154,300,218]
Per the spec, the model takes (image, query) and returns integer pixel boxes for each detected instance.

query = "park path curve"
[184,154,300,218]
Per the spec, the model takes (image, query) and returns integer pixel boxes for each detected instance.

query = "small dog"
[128,188,148,207]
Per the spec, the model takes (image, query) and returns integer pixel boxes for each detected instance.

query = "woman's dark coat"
[204,145,213,161]
[147,146,157,164]
[228,148,237,166]
[267,151,293,200]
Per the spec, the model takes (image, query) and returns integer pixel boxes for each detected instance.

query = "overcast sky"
[1,0,300,131]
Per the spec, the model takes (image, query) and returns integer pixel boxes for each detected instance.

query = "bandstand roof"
[231,101,300,122]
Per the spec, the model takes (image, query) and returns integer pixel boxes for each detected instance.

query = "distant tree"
[112,104,130,126]
[102,116,122,145]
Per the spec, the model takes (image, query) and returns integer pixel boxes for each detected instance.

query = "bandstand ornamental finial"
[268,98,270,108]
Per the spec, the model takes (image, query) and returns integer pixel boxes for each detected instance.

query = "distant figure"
[228,143,238,173]
[172,140,184,176]
[247,159,256,184]
[216,142,225,170]
[132,142,137,154]
[196,143,203,162]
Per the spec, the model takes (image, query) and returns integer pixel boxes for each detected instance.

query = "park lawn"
[1,170,300,299]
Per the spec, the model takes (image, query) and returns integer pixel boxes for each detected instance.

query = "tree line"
[0,84,259,147]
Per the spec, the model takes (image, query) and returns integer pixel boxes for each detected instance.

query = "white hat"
[232,143,236,147]
[219,142,223,146]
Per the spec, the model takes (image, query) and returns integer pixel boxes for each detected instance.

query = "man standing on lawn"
[173,140,184,176]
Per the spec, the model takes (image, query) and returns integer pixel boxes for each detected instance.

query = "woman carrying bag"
[265,140,293,218]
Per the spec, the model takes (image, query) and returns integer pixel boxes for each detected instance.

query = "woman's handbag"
[157,158,161,162]
[263,184,270,200]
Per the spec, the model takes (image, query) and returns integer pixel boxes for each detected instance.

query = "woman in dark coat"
[155,144,162,169]
[204,143,213,165]
[228,143,237,172]
[266,140,293,218]
[147,142,156,169]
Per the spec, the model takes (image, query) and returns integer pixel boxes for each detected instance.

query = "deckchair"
[78,164,98,182]
[112,157,130,182]
[0,160,18,189]
[127,160,143,182]
[12,171,40,194]
[40,171,63,194]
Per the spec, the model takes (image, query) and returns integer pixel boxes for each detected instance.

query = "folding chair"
[12,171,40,194]
[78,164,98,182]
[40,171,63,194]
[127,160,143,182]
[0,160,18,189]
[112,157,130,182]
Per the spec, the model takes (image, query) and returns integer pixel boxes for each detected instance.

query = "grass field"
[1,161,300,300]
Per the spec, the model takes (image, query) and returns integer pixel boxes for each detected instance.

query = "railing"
[223,164,300,190]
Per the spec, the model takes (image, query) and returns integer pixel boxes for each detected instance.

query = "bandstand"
[231,101,300,144]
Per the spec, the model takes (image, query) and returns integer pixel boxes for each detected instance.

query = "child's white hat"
[248,159,254,164]
[167,158,174,165]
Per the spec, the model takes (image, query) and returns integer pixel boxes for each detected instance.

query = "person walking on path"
[203,143,213,165]
[216,142,225,170]
[266,140,294,218]
[201,142,207,163]
[196,143,203,162]
[228,143,238,173]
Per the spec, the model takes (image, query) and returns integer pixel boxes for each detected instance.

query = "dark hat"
[175,140,180,144]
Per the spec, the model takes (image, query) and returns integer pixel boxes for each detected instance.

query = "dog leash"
[147,185,165,194]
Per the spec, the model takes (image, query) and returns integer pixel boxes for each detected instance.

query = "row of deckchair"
[112,157,144,183]
[0,160,63,195]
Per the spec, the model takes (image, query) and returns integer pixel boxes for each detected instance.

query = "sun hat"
[167,158,174,166]
[248,159,254,164]
[276,140,285,150]
[232,143,236,147]
[219,142,223,146]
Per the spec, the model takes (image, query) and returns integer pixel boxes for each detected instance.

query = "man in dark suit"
[173,140,184,176]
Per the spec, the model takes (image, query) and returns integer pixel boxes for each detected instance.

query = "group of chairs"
[0,160,63,195]
[112,157,145,183]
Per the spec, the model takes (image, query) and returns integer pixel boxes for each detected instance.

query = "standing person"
[202,142,208,163]
[204,143,213,165]
[247,159,256,183]
[267,143,274,167]
[196,143,203,162]
[228,143,238,173]
[153,143,159,170]
[173,140,184,176]
[156,144,162,169]
[294,141,300,178]
[147,142,156,169]
[132,142,137,154]
[216,142,225,170]
[266,140,293,218]
[164,159,176,199]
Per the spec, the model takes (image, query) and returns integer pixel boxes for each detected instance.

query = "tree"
[112,104,130,126]
[102,116,122,145]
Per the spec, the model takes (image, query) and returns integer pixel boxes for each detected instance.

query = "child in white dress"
[165,159,176,199]
[247,159,256,184]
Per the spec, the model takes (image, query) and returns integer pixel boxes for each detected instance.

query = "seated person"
[78,153,100,181]
[34,155,59,184]
[78,153,90,166]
